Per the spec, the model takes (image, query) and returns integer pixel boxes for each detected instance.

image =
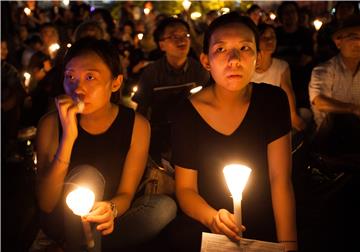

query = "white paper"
[201,232,285,252]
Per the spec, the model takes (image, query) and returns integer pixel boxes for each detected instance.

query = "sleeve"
[266,86,291,143]
[171,100,198,170]
[308,62,333,104]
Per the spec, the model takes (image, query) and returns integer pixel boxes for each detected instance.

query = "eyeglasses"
[161,33,190,42]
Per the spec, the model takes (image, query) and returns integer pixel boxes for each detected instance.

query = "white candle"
[223,164,252,237]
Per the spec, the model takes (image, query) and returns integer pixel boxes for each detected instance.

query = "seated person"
[308,15,360,155]
[35,38,176,251]
[165,13,297,252]
[133,17,209,162]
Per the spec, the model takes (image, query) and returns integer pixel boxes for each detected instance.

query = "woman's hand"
[84,201,115,236]
[209,209,245,241]
[291,114,306,132]
[55,95,80,142]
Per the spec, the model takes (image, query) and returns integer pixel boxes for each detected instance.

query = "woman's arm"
[268,133,298,251]
[280,66,305,131]
[175,166,241,240]
[111,113,151,216]
[36,96,79,213]
[85,112,151,235]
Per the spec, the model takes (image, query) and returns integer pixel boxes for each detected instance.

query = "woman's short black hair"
[153,17,190,47]
[203,12,259,54]
[277,1,300,24]
[257,23,275,36]
[63,38,122,78]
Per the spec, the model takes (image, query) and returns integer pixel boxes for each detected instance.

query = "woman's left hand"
[83,201,115,235]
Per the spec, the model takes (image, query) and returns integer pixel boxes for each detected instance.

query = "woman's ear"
[111,74,123,92]
[200,53,211,71]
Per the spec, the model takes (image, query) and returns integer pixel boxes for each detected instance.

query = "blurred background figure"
[247,4,264,25]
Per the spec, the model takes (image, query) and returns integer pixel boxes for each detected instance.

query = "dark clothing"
[41,105,134,243]
[170,84,291,248]
[275,26,314,108]
[1,61,26,157]
[133,56,210,119]
[67,105,134,200]
[133,56,209,162]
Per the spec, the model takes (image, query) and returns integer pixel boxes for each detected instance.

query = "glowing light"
[144,8,150,15]
[137,33,144,40]
[66,187,95,216]
[132,85,138,93]
[27,140,31,146]
[190,12,202,20]
[24,7,31,16]
[223,164,251,236]
[220,8,230,15]
[49,43,60,53]
[190,86,202,94]
[67,43,72,48]
[313,19,323,31]
[62,0,70,7]
[269,12,277,21]
[182,0,192,11]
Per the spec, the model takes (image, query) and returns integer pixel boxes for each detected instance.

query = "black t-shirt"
[171,83,291,241]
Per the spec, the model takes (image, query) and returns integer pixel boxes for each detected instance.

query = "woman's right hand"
[55,95,80,142]
[209,209,245,241]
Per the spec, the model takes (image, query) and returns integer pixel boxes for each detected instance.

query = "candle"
[66,187,95,248]
[223,164,252,237]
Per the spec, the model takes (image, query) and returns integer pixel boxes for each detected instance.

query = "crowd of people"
[2,1,359,252]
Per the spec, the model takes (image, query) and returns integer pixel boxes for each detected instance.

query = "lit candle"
[313,19,323,31]
[24,7,31,16]
[66,187,95,248]
[190,85,202,94]
[24,72,31,91]
[223,164,252,237]
[182,0,192,11]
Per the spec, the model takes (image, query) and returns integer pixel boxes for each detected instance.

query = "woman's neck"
[211,84,252,110]
[80,103,117,132]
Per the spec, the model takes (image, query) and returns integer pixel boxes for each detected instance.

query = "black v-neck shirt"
[171,83,291,241]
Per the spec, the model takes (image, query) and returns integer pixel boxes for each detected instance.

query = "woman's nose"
[228,49,241,65]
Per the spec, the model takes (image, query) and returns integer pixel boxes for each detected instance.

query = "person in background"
[247,4,263,26]
[252,23,307,132]
[165,13,297,252]
[35,38,176,251]
[308,15,360,155]
[316,1,359,63]
[1,38,26,159]
[133,17,209,162]
[275,1,314,109]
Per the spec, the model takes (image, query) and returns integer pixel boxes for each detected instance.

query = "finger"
[101,226,114,236]
[86,210,112,223]
[215,214,240,240]
[219,210,239,233]
[97,221,113,232]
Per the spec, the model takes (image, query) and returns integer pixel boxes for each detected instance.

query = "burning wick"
[66,187,95,248]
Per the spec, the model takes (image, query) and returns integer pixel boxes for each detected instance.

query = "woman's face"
[205,23,257,91]
[63,53,119,114]
[259,27,277,54]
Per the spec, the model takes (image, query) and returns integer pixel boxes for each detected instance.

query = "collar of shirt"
[162,56,189,75]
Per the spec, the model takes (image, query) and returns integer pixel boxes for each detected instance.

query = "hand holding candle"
[66,186,95,248]
[223,164,252,237]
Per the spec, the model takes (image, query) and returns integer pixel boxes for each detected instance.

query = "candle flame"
[66,187,95,216]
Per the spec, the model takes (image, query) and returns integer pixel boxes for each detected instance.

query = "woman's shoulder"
[37,110,58,131]
[253,83,286,100]
[272,58,289,70]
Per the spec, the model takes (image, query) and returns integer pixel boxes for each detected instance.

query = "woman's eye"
[65,74,75,81]
[215,47,225,53]
[86,75,95,81]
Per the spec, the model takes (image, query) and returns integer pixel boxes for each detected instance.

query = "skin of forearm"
[313,95,355,114]
[271,180,298,245]
[176,188,217,228]
[37,138,74,213]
